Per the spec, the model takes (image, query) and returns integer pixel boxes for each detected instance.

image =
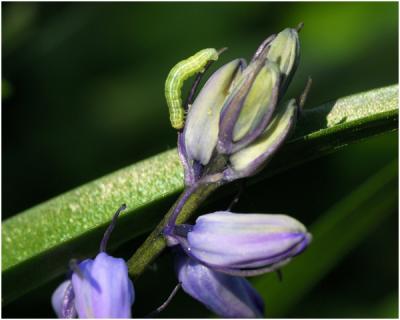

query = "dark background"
[2,2,398,318]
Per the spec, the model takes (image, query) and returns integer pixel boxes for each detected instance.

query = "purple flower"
[178,27,301,186]
[170,211,311,276]
[71,253,134,318]
[51,205,135,318]
[175,249,264,318]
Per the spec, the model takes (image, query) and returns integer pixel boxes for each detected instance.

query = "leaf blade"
[2,84,398,303]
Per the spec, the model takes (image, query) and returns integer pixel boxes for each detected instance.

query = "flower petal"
[232,61,280,143]
[266,28,300,95]
[218,60,280,154]
[186,211,311,270]
[184,59,245,165]
[226,98,297,180]
[72,253,134,318]
[52,280,76,318]
[176,251,264,318]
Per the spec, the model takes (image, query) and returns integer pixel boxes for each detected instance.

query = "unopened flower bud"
[256,28,300,95]
[218,60,281,154]
[175,250,264,318]
[225,98,298,180]
[51,205,135,318]
[71,253,134,318]
[184,59,245,166]
[177,27,301,186]
[172,211,311,276]
[51,254,134,318]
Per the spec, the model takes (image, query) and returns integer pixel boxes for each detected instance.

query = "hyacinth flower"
[166,211,311,277]
[178,26,301,186]
[174,248,264,318]
[164,211,311,318]
[51,205,135,318]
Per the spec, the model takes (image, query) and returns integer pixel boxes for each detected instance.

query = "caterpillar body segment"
[165,48,219,130]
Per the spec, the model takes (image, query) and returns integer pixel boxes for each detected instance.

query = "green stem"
[127,181,220,279]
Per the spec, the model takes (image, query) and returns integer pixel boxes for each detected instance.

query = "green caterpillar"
[165,48,219,130]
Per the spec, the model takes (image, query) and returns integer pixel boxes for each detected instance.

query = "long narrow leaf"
[2,84,398,303]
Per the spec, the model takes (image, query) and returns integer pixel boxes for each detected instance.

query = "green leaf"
[2,84,398,304]
[2,150,185,304]
[252,160,398,317]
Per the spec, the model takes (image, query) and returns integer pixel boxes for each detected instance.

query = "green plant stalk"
[2,84,398,304]
[127,181,221,279]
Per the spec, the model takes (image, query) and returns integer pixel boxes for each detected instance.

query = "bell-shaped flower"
[177,26,301,186]
[51,205,135,318]
[170,211,311,276]
[71,253,134,318]
[175,249,264,318]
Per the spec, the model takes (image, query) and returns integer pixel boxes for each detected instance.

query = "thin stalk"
[127,181,220,279]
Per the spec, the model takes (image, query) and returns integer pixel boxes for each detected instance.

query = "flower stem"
[127,181,221,279]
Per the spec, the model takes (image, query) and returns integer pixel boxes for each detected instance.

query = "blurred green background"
[2,2,398,318]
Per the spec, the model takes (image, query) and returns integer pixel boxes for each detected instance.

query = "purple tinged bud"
[180,211,311,275]
[184,59,245,166]
[266,28,300,95]
[176,251,264,318]
[251,34,276,62]
[177,27,301,185]
[71,252,134,318]
[225,98,298,181]
[52,205,133,318]
[231,62,280,143]
[218,60,280,155]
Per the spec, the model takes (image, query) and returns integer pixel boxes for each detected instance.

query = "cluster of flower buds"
[179,26,301,186]
[52,205,135,318]
[163,25,312,318]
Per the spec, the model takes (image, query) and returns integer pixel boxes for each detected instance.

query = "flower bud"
[225,98,298,180]
[177,27,301,186]
[218,60,280,154]
[173,211,311,276]
[71,253,135,318]
[175,250,264,318]
[257,28,300,95]
[52,205,135,318]
[184,59,245,166]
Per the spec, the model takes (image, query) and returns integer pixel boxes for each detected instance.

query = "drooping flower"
[51,205,135,318]
[71,253,134,318]
[175,249,264,318]
[178,26,301,186]
[169,211,311,276]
